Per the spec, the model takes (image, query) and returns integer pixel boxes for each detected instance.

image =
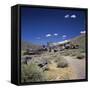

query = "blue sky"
[21,7,86,45]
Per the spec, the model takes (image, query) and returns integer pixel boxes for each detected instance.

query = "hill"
[21,41,41,50]
[70,34,86,50]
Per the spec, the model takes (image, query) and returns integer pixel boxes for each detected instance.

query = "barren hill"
[21,41,41,50]
[70,34,86,50]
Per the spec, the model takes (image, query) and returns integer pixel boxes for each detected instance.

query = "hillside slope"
[21,41,41,50]
[70,34,86,50]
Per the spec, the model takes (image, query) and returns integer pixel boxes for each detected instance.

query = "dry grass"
[21,48,85,82]
[54,56,69,68]
[44,63,73,80]
[21,62,47,83]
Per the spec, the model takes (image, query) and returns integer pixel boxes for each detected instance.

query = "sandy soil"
[63,56,86,79]
[22,51,86,81]
[44,60,73,81]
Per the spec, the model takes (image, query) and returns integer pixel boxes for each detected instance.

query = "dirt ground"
[63,56,85,79]
[25,51,86,81]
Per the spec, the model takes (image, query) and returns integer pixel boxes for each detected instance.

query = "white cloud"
[64,14,69,18]
[65,14,76,19]
[80,31,86,34]
[54,33,58,36]
[71,14,76,18]
[62,35,67,38]
[46,34,51,37]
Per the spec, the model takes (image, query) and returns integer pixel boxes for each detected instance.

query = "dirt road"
[63,56,86,79]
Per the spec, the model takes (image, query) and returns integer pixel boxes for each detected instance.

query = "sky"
[21,7,86,45]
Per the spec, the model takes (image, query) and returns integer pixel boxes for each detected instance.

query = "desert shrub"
[64,53,70,56]
[55,57,68,68]
[57,60,68,68]
[60,50,70,56]
[70,52,78,56]
[71,53,76,56]
[76,54,85,59]
[21,62,46,83]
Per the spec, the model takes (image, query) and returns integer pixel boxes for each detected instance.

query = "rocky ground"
[21,49,86,82]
